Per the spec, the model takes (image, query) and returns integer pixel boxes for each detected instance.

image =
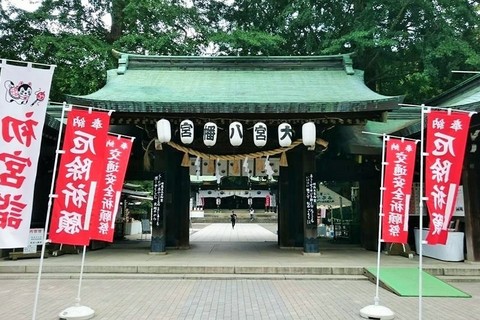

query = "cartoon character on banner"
[4,80,32,104]
[4,80,45,106]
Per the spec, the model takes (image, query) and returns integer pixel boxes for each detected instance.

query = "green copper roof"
[427,73,480,109]
[67,52,402,115]
[379,75,480,141]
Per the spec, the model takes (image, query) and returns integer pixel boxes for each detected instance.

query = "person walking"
[249,208,255,222]
[230,211,237,229]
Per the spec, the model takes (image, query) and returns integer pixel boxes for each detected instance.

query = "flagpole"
[58,245,94,319]
[399,103,474,115]
[376,134,387,301]
[359,133,395,320]
[56,108,117,320]
[77,246,87,302]
[32,102,69,320]
[362,131,419,142]
[419,104,428,320]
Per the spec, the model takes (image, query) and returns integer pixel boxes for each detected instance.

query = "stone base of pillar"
[302,252,321,256]
[304,237,320,253]
[151,236,166,253]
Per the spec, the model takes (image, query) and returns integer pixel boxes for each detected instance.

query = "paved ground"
[2,276,479,319]
[1,223,480,319]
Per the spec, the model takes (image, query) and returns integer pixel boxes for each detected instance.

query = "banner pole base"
[360,304,395,319]
[58,304,95,320]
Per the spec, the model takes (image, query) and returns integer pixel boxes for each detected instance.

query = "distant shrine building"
[28,53,480,260]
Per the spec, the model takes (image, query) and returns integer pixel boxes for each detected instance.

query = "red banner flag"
[425,110,472,245]
[381,137,417,244]
[90,134,133,242]
[49,108,111,246]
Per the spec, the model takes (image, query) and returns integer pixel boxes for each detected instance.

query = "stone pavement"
[1,223,479,278]
[1,223,480,319]
[1,276,480,319]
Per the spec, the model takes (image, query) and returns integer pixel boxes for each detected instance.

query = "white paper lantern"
[156,119,171,143]
[302,122,316,147]
[278,123,293,147]
[180,119,194,144]
[229,121,243,146]
[203,122,217,147]
[253,122,267,147]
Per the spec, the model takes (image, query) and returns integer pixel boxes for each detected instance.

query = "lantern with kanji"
[203,122,217,147]
[156,119,171,143]
[302,122,316,147]
[278,123,293,147]
[229,121,243,146]
[254,122,267,147]
[180,119,194,144]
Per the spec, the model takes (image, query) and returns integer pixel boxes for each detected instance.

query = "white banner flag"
[0,61,55,248]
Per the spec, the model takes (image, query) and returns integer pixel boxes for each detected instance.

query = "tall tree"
[208,0,480,102]
[0,0,113,101]
[1,0,479,103]
[0,0,207,101]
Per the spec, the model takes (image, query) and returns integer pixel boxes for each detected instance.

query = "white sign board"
[454,185,465,217]
[23,228,44,254]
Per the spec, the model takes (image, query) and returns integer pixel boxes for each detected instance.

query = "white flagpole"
[58,245,94,319]
[32,102,69,320]
[57,107,116,320]
[419,104,428,320]
[359,133,395,320]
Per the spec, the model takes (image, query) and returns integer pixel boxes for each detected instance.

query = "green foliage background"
[1,0,479,103]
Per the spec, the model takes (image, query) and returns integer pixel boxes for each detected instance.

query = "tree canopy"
[1,0,479,103]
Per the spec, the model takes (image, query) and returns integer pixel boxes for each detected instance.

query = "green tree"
[0,0,113,101]
[1,0,479,103]
[0,0,206,101]
[208,0,480,102]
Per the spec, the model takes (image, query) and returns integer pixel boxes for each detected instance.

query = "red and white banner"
[265,194,271,207]
[0,62,55,248]
[49,108,110,246]
[90,134,133,242]
[425,109,472,244]
[381,137,417,243]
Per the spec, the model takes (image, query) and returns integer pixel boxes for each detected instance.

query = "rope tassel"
[181,152,190,167]
[279,152,288,167]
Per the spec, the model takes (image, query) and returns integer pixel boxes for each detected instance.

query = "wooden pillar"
[278,150,303,248]
[278,147,318,253]
[462,149,480,261]
[359,178,381,251]
[165,149,190,248]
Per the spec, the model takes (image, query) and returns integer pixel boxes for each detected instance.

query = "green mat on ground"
[365,267,471,298]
